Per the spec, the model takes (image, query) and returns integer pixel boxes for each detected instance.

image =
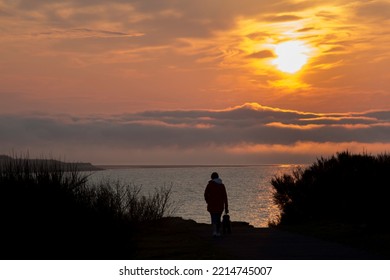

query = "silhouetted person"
[204,172,229,237]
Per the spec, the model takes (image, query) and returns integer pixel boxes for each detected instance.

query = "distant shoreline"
[0,155,103,171]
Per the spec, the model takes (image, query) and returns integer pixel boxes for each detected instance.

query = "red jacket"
[204,179,228,213]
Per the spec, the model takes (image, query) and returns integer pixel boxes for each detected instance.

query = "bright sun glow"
[272,41,310,74]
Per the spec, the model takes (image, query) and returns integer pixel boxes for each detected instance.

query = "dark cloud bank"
[1,103,389,164]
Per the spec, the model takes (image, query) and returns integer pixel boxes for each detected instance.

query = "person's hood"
[212,178,223,184]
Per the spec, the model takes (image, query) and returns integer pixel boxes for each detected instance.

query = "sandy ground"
[132,217,382,260]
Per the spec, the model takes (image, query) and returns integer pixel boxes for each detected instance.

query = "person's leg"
[210,213,217,236]
[215,213,222,235]
[210,213,222,236]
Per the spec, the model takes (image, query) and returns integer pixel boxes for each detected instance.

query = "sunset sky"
[1,0,389,164]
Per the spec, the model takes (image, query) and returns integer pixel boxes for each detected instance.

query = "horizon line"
[94,163,305,169]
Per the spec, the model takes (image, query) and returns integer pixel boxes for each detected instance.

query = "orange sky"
[1,0,389,164]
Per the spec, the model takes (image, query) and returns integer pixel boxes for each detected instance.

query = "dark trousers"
[210,212,222,232]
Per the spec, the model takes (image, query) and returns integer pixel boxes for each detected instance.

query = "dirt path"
[208,222,380,259]
[133,218,382,259]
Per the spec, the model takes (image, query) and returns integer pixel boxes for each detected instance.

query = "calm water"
[87,165,297,227]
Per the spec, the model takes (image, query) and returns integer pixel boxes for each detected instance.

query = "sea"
[87,165,299,228]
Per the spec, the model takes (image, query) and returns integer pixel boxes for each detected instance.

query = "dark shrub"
[271,151,390,226]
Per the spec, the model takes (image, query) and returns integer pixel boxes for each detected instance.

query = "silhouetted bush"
[0,155,175,259]
[271,151,390,227]
[85,181,175,223]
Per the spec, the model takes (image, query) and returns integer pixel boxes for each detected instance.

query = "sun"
[272,41,310,74]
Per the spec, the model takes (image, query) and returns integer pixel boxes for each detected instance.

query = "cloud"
[297,27,315,32]
[0,0,318,46]
[263,14,302,22]
[0,8,11,17]
[246,50,275,59]
[323,46,347,53]
[31,28,144,39]
[1,103,390,164]
[355,1,390,21]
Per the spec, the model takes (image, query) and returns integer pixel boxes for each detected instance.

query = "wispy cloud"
[30,28,144,39]
[263,14,303,22]
[246,50,276,59]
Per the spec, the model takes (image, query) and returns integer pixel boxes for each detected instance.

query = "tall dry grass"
[0,155,175,259]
